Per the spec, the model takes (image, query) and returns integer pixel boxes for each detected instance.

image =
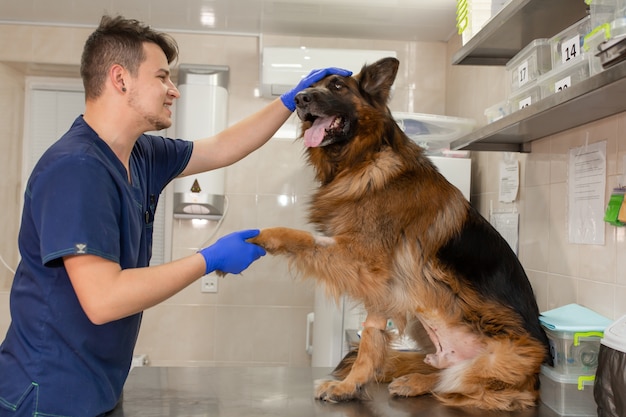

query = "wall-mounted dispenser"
[173,64,229,220]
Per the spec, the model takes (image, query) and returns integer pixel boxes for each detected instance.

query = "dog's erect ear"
[356,57,399,106]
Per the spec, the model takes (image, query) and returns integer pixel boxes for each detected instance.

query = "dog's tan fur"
[249,58,547,411]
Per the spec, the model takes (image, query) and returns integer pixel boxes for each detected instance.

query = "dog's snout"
[294,91,311,108]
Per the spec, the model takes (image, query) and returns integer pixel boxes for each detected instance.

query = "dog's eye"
[332,81,343,90]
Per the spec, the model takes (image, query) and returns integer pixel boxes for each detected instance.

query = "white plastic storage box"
[550,16,592,69]
[539,56,591,99]
[392,112,475,155]
[544,327,603,375]
[540,365,596,417]
[484,100,510,123]
[506,39,552,93]
[509,80,542,112]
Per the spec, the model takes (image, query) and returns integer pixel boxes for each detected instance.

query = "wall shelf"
[452,0,588,65]
[450,0,626,152]
[451,60,626,152]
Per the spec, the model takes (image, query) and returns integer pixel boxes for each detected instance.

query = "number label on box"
[561,35,580,65]
[518,96,532,109]
[517,60,530,87]
[555,76,572,93]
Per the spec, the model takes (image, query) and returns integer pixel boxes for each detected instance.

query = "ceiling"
[0,0,459,42]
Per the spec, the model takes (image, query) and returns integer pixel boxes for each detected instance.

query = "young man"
[0,15,351,417]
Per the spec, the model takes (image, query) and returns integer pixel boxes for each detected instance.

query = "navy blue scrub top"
[0,116,193,416]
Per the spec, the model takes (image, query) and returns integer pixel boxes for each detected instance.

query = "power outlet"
[201,275,218,293]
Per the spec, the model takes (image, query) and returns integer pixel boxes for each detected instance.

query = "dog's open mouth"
[303,115,349,148]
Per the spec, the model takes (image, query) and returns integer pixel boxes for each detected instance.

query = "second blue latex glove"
[280,67,353,111]
[198,229,266,275]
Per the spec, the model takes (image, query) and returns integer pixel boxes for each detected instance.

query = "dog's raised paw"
[314,379,362,402]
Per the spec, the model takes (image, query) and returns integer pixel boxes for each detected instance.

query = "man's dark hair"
[80,15,179,99]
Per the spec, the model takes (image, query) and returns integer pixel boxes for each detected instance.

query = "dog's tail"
[332,347,439,383]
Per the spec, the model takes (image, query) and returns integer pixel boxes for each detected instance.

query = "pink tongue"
[304,116,334,147]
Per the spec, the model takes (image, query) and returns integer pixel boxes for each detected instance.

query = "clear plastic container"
[550,16,592,69]
[506,39,552,93]
[508,80,542,112]
[484,100,510,123]
[545,327,603,375]
[457,0,509,45]
[392,112,476,154]
[539,56,591,99]
[584,25,611,75]
[587,0,618,29]
[540,365,596,417]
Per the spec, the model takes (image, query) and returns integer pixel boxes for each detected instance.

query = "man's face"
[127,42,179,132]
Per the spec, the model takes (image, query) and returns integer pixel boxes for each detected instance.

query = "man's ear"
[110,64,128,93]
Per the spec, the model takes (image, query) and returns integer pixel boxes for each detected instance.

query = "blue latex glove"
[280,67,353,111]
[198,229,266,275]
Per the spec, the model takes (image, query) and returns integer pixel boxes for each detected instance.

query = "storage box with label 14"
[539,55,591,99]
[550,15,592,69]
[539,365,596,417]
[508,79,542,112]
[506,39,552,93]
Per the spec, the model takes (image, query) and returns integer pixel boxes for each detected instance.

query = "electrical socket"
[201,275,218,293]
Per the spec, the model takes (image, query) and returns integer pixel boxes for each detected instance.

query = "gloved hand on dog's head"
[280,67,353,112]
[198,229,266,275]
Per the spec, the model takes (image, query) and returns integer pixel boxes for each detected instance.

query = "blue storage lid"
[540,303,612,332]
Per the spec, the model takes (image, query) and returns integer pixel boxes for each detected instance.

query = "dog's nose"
[294,91,311,108]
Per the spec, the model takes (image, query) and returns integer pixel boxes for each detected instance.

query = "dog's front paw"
[247,227,317,255]
[314,379,362,402]
[247,227,290,254]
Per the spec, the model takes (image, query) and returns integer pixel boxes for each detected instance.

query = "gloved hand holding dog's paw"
[280,67,353,111]
[198,229,266,275]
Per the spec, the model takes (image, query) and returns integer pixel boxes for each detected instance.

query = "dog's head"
[295,57,399,148]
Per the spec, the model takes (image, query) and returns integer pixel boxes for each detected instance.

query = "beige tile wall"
[0,23,447,366]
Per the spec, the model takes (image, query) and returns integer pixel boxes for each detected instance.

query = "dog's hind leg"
[316,315,389,402]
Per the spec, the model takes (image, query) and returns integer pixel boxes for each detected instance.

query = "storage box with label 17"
[506,39,552,93]
[540,365,596,417]
[539,55,591,99]
[550,15,592,69]
[508,79,542,112]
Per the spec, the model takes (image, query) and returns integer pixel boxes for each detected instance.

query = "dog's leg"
[248,227,334,255]
[315,314,388,402]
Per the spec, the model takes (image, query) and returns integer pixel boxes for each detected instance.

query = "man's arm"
[180,98,291,176]
[64,253,205,325]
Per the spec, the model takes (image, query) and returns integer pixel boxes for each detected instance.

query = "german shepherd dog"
[249,57,550,411]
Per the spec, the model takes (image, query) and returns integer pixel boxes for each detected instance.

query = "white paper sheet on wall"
[499,158,519,203]
[490,211,519,255]
[568,140,606,245]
